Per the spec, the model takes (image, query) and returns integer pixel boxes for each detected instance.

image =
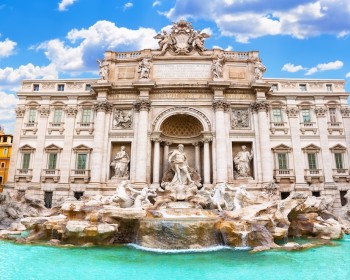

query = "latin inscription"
[153,63,212,79]
[118,67,135,79]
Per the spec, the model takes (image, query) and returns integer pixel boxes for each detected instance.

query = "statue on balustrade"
[111,146,130,179]
[233,145,253,177]
[96,59,109,81]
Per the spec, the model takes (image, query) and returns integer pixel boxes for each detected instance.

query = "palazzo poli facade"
[6,21,350,210]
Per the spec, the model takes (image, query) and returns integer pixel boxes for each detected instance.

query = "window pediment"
[19,144,36,152]
[272,144,292,152]
[45,144,63,152]
[302,144,321,152]
[73,144,92,152]
[330,144,346,152]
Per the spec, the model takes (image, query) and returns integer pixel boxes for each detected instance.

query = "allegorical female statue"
[233,145,254,177]
[111,146,130,179]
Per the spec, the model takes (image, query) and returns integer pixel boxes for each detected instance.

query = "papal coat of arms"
[154,20,210,55]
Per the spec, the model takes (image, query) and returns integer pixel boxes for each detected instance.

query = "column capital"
[286,106,300,118]
[64,106,78,117]
[314,106,327,118]
[250,100,270,113]
[192,142,201,146]
[162,141,172,146]
[15,106,26,118]
[212,100,229,111]
[94,100,112,112]
[38,106,50,118]
[340,107,350,118]
[202,137,212,143]
[134,99,151,112]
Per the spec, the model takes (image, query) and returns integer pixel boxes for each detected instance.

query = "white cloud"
[0,91,17,109]
[161,0,350,42]
[0,63,58,90]
[0,91,18,134]
[0,38,17,58]
[346,72,350,78]
[153,1,161,7]
[305,60,343,75]
[58,0,77,11]
[35,20,158,74]
[281,63,305,73]
[124,2,133,10]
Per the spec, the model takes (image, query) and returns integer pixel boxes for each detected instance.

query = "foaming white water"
[127,244,237,253]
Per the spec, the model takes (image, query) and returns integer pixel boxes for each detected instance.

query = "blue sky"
[0,0,350,133]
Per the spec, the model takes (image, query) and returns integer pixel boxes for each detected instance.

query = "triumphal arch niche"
[93,19,271,192]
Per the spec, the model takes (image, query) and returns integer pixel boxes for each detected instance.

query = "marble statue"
[211,55,225,79]
[111,181,134,208]
[254,59,266,81]
[262,180,280,201]
[138,56,152,79]
[207,183,231,211]
[234,145,254,177]
[233,185,254,210]
[96,59,109,81]
[111,146,130,179]
[190,30,209,52]
[153,30,173,55]
[127,185,157,209]
[168,144,194,185]
[113,110,132,129]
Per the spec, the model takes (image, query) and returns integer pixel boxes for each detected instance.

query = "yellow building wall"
[0,135,12,192]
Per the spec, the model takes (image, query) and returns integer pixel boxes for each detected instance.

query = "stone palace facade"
[5,21,350,209]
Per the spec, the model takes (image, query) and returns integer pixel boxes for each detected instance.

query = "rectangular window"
[53,109,63,123]
[48,153,57,170]
[3,148,8,156]
[1,162,5,168]
[329,108,337,123]
[28,108,36,123]
[271,84,278,91]
[272,108,283,123]
[0,176,3,184]
[335,153,344,169]
[277,153,288,169]
[3,136,7,143]
[57,84,65,91]
[22,153,31,169]
[33,84,40,91]
[85,84,91,91]
[326,84,333,92]
[308,153,317,170]
[301,109,311,122]
[77,154,87,170]
[299,84,307,91]
[81,109,91,123]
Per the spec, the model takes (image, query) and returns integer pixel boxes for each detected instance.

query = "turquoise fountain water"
[1,236,350,280]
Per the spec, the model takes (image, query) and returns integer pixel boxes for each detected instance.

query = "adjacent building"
[0,125,13,192]
[5,21,350,210]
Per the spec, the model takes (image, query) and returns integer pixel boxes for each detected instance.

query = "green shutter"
[77,154,87,169]
[53,109,62,123]
[278,153,287,169]
[308,153,317,169]
[82,109,91,123]
[48,153,57,170]
[335,153,343,169]
[272,109,282,122]
[22,153,30,169]
[28,109,36,123]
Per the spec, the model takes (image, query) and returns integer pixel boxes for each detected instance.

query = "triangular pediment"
[19,144,35,151]
[44,144,62,151]
[272,144,292,152]
[330,144,347,152]
[302,144,321,151]
[73,144,92,151]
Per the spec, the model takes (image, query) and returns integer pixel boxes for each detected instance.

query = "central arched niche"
[160,114,203,139]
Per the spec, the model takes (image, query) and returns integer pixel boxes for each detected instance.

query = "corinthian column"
[213,100,229,183]
[133,100,151,184]
[193,142,201,173]
[90,100,112,183]
[202,138,212,185]
[151,136,161,185]
[251,100,273,183]
[341,107,350,170]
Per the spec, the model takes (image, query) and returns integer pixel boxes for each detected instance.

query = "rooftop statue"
[153,20,210,55]
[96,59,109,82]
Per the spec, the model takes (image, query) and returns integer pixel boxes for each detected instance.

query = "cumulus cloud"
[305,60,343,75]
[153,1,161,7]
[123,2,133,10]
[0,63,58,90]
[0,38,17,58]
[35,20,158,73]
[281,63,305,73]
[160,0,350,42]
[0,91,18,133]
[58,0,77,11]
[346,72,350,78]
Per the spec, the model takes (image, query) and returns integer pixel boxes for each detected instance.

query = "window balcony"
[273,169,295,183]
[48,122,65,135]
[75,122,94,135]
[327,122,343,135]
[70,169,91,183]
[332,168,350,182]
[41,169,60,183]
[15,169,33,182]
[300,122,317,134]
[304,169,324,183]
[270,122,288,134]
[23,122,38,135]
